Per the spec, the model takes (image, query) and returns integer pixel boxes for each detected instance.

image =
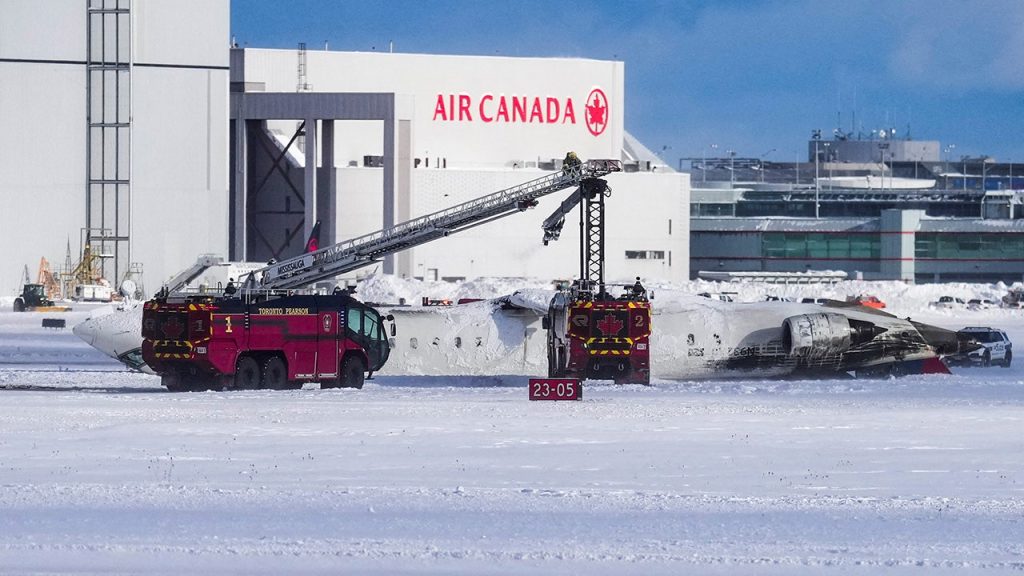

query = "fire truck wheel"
[234,356,262,390]
[340,355,365,389]
[263,356,297,390]
[162,372,187,393]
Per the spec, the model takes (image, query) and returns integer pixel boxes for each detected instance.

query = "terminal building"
[0,0,689,297]
[690,135,1024,284]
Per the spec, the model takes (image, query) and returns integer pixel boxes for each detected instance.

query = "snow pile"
[356,273,555,306]
[357,273,1021,319]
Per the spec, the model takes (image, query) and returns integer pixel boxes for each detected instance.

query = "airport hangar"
[0,0,689,297]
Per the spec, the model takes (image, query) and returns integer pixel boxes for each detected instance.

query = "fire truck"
[541,175,652,384]
[142,291,391,391]
[141,158,622,391]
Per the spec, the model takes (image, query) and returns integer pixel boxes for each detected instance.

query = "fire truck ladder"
[258,159,622,290]
[541,177,611,294]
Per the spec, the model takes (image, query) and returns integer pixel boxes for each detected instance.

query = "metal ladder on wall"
[258,160,622,289]
[85,0,131,284]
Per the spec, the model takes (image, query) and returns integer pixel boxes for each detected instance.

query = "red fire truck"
[142,291,392,392]
[540,169,652,385]
[545,287,651,384]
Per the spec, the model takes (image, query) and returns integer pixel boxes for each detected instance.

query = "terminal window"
[916,233,1024,259]
[762,233,879,259]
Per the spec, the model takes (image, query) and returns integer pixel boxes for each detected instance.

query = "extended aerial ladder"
[540,168,652,384]
[254,159,622,290]
[541,177,611,296]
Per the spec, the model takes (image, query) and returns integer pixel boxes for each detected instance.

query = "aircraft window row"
[407,337,482,350]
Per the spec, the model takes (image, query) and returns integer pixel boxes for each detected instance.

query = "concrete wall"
[879,209,923,281]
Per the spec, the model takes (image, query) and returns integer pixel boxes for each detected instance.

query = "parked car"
[849,294,886,309]
[949,327,1012,367]
[697,291,736,302]
[764,295,794,302]
[967,298,997,310]
[930,296,966,309]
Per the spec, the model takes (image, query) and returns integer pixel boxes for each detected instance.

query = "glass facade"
[915,233,1024,259]
[762,233,880,259]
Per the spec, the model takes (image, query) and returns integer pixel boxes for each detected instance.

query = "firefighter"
[563,151,581,173]
[632,276,646,299]
[224,278,237,296]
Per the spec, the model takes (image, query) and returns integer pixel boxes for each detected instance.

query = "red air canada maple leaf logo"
[596,312,624,336]
[585,88,608,137]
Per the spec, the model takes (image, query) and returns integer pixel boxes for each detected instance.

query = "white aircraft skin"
[74,290,964,381]
[73,302,153,375]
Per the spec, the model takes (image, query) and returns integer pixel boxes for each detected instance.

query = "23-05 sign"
[529,378,582,401]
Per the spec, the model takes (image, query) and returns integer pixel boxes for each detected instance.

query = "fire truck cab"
[142,291,391,392]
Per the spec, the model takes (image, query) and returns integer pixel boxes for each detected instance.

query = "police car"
[951,327,1012,367]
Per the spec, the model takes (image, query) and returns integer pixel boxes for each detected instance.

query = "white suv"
[953,327,1012,367]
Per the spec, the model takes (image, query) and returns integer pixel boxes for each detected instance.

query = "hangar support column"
[230,90,413,269]
[304,118,317,243]
[317,120,336,248]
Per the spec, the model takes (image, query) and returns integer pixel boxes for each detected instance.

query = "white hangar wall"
[0,0,87,295]
[239,48,691,284]
[240,49,625,167]
[0,0,229,295]
[404,170,689,283]
[326,167,689,284]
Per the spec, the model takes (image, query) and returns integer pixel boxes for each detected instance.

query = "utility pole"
[812,130,821,218]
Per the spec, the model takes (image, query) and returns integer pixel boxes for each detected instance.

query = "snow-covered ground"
[1,279,1023,574]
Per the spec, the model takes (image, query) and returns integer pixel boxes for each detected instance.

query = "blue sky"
[231,0,1024,165]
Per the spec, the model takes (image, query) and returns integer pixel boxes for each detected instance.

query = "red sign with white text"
[529,378,582,401]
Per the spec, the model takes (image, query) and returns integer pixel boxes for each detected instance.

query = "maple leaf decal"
[585,89,608,136]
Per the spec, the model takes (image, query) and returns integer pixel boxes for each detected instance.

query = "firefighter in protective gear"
[563,151,581,174]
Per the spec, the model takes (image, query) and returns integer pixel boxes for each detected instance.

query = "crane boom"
[258,159,622,289]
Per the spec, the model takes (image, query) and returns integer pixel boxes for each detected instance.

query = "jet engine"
[782,313,886,357]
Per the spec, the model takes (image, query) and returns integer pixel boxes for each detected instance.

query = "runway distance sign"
[529,378,582,401]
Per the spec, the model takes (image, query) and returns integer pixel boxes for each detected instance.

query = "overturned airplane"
[74,287,974,382]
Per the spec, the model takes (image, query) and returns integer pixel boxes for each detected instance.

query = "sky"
[230,0,1024,166]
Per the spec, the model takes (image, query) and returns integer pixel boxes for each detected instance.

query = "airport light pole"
[703,143,718,183]
[823,142,832,190]
[760,148,775,182]
[812,130,821,218]
[943,144,955,189]
[728,149,736,187]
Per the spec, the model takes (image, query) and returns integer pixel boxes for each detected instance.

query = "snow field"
[1,280,1024,574]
